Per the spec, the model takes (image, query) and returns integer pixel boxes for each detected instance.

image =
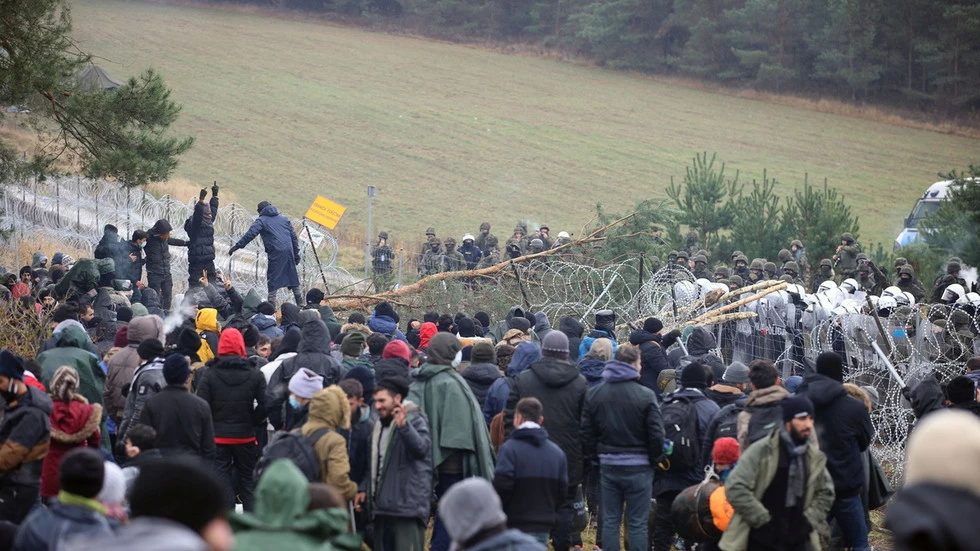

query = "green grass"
[69,0,979,256]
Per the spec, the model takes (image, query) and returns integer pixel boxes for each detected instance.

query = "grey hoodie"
[64,518,208,551]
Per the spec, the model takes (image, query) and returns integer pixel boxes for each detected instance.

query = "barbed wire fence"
[4,176,978,485]
[0,175,357,302]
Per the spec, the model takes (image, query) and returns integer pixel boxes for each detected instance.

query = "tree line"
[257,0,980,114]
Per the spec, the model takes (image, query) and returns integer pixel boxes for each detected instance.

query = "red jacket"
[40,397,102,498]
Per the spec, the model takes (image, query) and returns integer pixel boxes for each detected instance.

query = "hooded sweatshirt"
[558,317,584,362]
[197,329,266,441]
[483,342,542,424]
[105,315,164,421]
[300,386,358,500]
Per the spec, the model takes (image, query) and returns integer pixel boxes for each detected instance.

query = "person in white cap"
[283,368,324,431]
[459,234,483,270]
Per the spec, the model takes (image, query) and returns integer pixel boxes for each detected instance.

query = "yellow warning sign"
[304,196,346,230]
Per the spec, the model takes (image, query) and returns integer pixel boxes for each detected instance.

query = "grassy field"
[67,0,979,255]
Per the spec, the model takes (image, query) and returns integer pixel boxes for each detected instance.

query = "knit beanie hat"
[457,317,476,338]
[130,303,149,317]
[947,375,976,405]
[341,332,366,357]
[51,365,80,403]
[0,350,25,381]
[137,339,165,362]
[471,341,496,364]
[59,448,105,499]
[130,457,226,534]
[241,324,260,349]
[98,461,126,506]
[784,375,804,394]
[722,361,751,384]
[342,366,375,398]
[163,354,191,385]
[437,478,508,549]
[113,326,129,348]
[712,437,740,465]
[257,301,275,316]
[680,362,708,389]
[376,376,410,400]
[643,317,663,334]
[177,327,202,356]
[474,311,491,329]
[816,351,845,382]
[306,288,325,305]
[905,410,980,498]
[782,395,816,422]
[289,368,324,400]
[116,306,133,324]
[427,332,462,366]
[507,316,532,334]
[541,331,570,360]
[374,301,399,323]
[382,340,412,363]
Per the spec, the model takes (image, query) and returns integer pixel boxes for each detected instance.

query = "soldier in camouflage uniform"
[892,257,909,286]
[811,259,835,293]
[474,222,493,253]
[833,232,861,279]
[504,226,527,259]
[896,265,927,303]
[420,237,443,276]
[372,231,394,290]
[733,254,749,281]
[714,265,731,281]
[441,237,466,272]
[855,260,888,295]
[692,254,713,281]
[537,225,552,249]
[478,235,502,268]
[763,261,778,281]
[419,227,439,265]
[782,261,803,285]
[790,239,809,285]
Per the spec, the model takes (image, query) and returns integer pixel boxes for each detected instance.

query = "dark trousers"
[215,441,260,511]
[268,286,303,306]
[375,515,425,551]
[0,483,39,524]
[430,473,464,551]
[147,272,173,311]
[653,489,693,551]
[829,495,869,551]
[550,485,583,551]
[188,261,217,287]
[601,465,653,551]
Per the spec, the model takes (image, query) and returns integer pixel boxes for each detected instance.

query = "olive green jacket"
[719,428,835,551]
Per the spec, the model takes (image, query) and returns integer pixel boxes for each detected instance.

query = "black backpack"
[711,403,743,442]
[254,427,331,483]
[745,405,783,446]
[658,394,701,474]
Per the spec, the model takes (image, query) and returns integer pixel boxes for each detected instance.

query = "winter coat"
[266,318,340,429]
[798,374,873,497]
[489,307,528,344]
[704,384,747,409]
[64,517,209,551]
[40,397,101,498]
[533,312,554,343]
[185,196,218,267]
[408,362,496,480]
[37,320,102,358]
[483,342,541,425]
[118,357,166,445]
[374,358,410,382]
[582,360,664,465]
[197,355,267,439]
[367,314,408,343]
[94,226,121,262]
[494,426,568,534]
[233,205,300,290]
[14,499,113,551]
[139,385,216,460]
[370,401,433,522]
[251,313,283,339]
[144,219,186,279]
[736,385,789,450]
[300,386,358,500]
[654,387,720,493]
[576,357,605,388]
[719,428,835,551]
[105,315,164,422]
[886,483,980,551]
[229,460,361,551]
[558,317,584,362]
[506,358,588,486]
[461,362,502,408]
[339,404,373,486]
[138,287,166,317]
[0,387,52,486]
[468,529,547,551]
[629,330,669,393]
[578,328,618,360]
[37,325,107,412]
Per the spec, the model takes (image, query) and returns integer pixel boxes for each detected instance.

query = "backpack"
[658,394,701,474]
[711,403,743,443]
[745,406,783,446]
[254,427,332,483]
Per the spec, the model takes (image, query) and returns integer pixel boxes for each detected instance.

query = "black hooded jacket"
[886,483,980,551]
[558,317,584,361]
[629,330,669,394]
[197,354,267,439]
[185,196,219,266]
[144,220,186,279]
[505,357,588,486]
[798,373,873,497]
[680,327,725,378]
[461,362,502,408]
[265,318,339,429]
[139,288,165,317]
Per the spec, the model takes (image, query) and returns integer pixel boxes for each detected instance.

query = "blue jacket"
[482,342,541,424]
[367,315,408,343]
[234,205,300,290]
[579,329,618,359]
[493,426,568,534]
[576,357,605,388]
[15,501,113,551]
[469,529,547,551]
[251,313,283,339]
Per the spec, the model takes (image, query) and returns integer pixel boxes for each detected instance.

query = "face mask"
[288,395,301,409]
[139,242,146,249]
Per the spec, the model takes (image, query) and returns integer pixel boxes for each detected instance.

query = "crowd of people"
[2,214,980,551]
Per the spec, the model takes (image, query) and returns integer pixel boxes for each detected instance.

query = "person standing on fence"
[229,201,303,305]
[145,219,187,311]
[186,183,220,288]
